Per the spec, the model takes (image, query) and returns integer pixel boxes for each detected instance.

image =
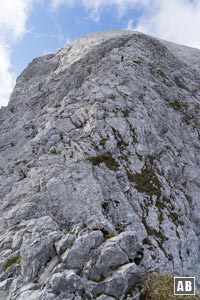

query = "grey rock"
[96,296,116,300]
[88,242,129,281]
[55,234,75,255]
[50,270,84,296]
[62,231,104,271]
[0,278,12,299]
[1,30,200,299]
[89,263,142,299]
[38,256,59,285]
[88,231,143,281]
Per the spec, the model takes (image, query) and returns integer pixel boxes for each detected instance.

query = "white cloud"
[0,0,32,41]
[51,0,150,21]
[130,0,200,49]
[0,0,33,107]
[51,0,200,49]
[50,0,75,10]
[126,19,134,31]
[0,44,15,107]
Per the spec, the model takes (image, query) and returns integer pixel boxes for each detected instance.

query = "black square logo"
[174,277,195,295]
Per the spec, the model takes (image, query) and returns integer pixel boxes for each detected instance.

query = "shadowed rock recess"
[0,30,200,300]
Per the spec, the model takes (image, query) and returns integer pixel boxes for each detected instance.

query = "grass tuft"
[3,256,21,271]
[140,273,199,300]
[104,233,116,240]
[169,100,189,112]
[127,167,161,197]
[87,154,119,171]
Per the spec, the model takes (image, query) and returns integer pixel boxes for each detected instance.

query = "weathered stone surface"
[88,242,129,281]
[96,295,116,300]
[1,30,200,299]
[55,234,75,255]
[88,263,143,299]
[0,278,12,299]
[62,231,104,271]
[87,232,142,281]
[50,270,84,296]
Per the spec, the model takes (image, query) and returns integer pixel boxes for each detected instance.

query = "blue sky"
[12,2,132,75]
[1,0,200,107]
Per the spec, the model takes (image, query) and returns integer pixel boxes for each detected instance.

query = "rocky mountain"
[1,30,200,300]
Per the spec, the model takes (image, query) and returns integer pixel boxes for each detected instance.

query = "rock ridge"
[1,30,200,299]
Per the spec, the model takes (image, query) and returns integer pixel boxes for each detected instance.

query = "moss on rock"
[3,256,21,271]
[87,154,119,171]
[140,273,199,300]
[127,167,161,197]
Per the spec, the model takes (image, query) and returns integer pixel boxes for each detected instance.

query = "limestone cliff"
[1,30,200,300]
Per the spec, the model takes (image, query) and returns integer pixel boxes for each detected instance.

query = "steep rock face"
[1,30,200,299]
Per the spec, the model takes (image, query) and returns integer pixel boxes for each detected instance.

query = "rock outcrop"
[1,30,200,299]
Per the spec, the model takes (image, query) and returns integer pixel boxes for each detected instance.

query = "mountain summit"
[1,30,200,300]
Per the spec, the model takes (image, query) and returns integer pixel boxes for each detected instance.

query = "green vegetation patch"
[127,171,135,182]
[157,69,167,79]
[99,138,107,147]
[169,100,189,112]
[126,283,142,298]
[109,94,116,100]
[127,167,161,197]
[168,100,197,126]
[130,127,138,144]
[92,274,108,283]
[87,154,119,171]
[112,127,128,150]
[63,231,74,235]
[122,109,130,118]
[132,59,141,65]
[156,70,172,87]
[140,273,199,300]
[104,233,116,240]
[3,256,21,271]
[142,217,170,258]
[168,211,184,226]
[182,113,195,125]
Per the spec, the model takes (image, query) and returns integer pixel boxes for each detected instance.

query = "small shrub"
[127,171,135,182]
[99,138,107,147]
[168,212,184,226]
[132,60,141,65]
[127,283,142,298]
[122,109,129,118]
[3,256,21,271]
[109,94,116,100]
[182,113,194,125]
[63,231,74,235]
[140,273,199,300]
[104,233,116,240]
[157,69,167,79]
[87,154,119,171]
[130,127,138,143]
[169,100,188,111]
[143,238,152,247]
[112,127,128,150]
[127,167,161,197]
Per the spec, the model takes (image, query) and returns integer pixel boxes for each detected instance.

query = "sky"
[0,0,200,107]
